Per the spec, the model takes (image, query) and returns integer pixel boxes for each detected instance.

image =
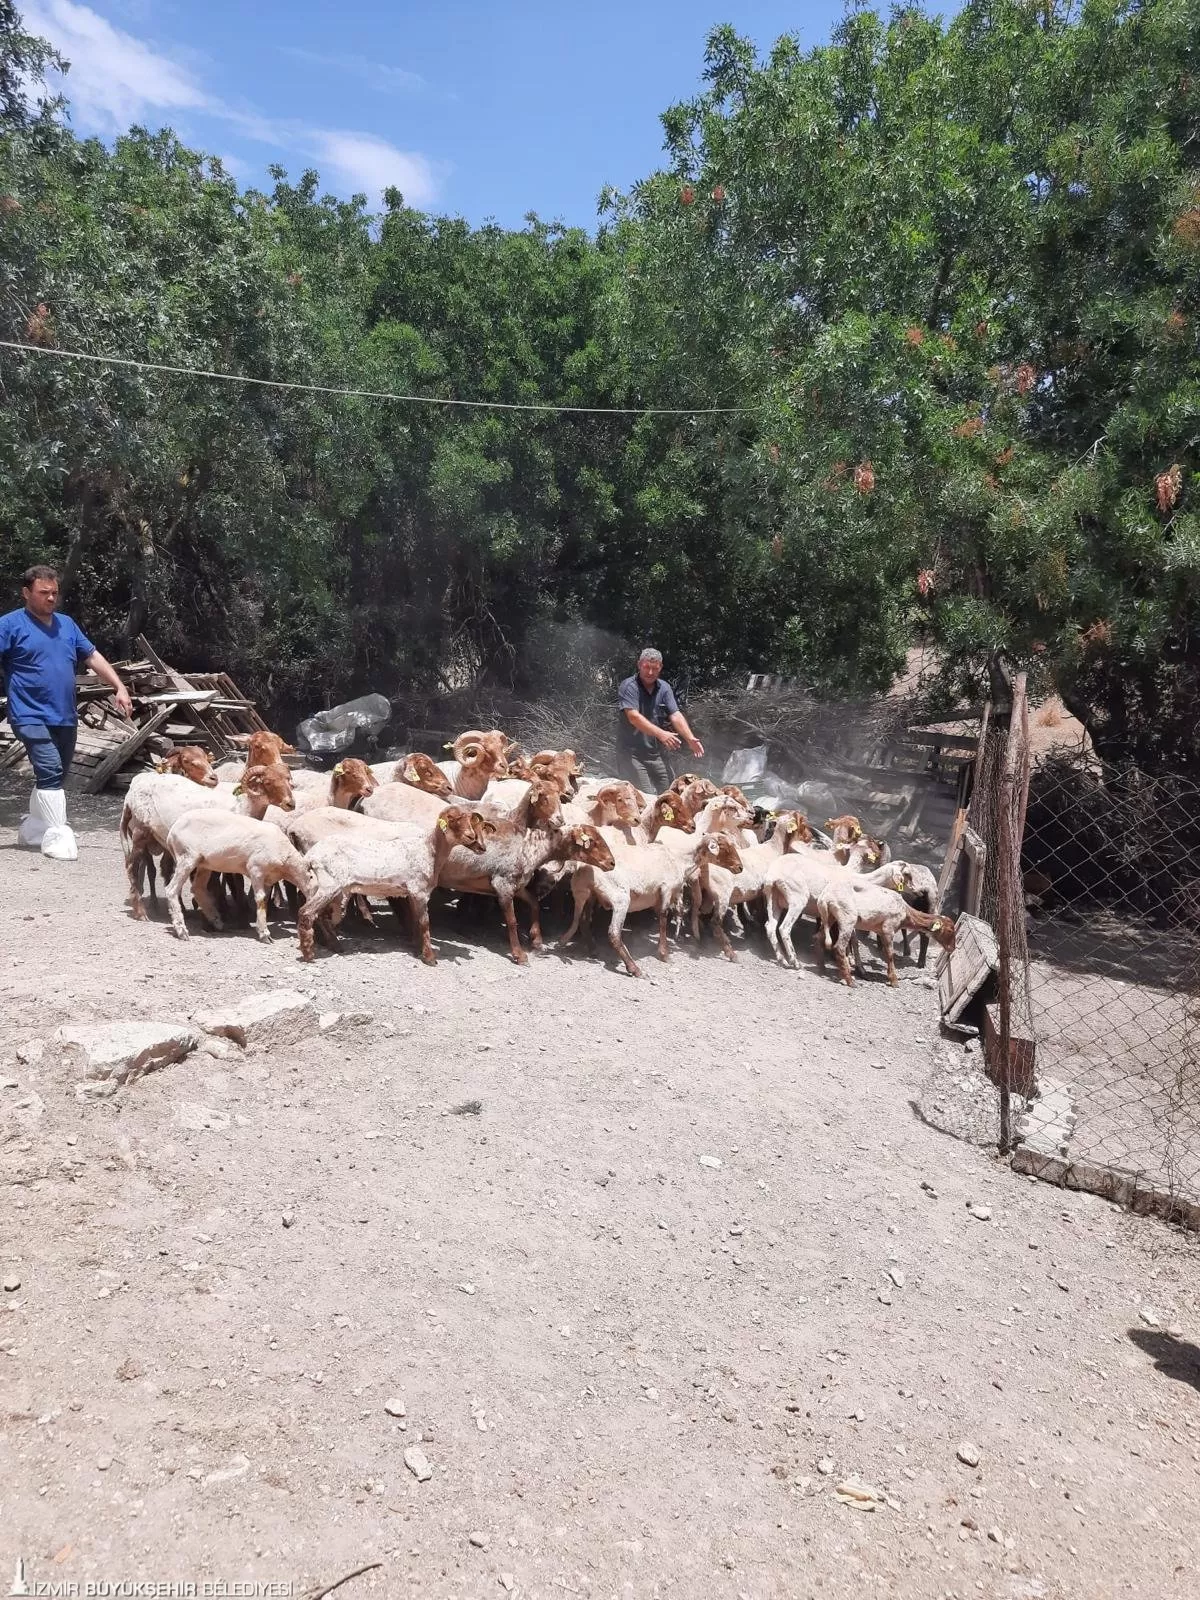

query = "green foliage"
[0,2,1198,770]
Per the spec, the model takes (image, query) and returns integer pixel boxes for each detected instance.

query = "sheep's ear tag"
[404,765,418,781]
[232,783,244,797]
[437,815,449,831]
[867,849,878,862]
[662,804,674,821]
[785,817,798,833]
[575,829,589,845]
[332,763,345,776]
[154,760,168,774]
[892,875,905,890]
[443,742,455,751]
[932,918,943,932]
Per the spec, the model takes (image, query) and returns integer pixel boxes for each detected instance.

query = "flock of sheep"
[118,727,957,984]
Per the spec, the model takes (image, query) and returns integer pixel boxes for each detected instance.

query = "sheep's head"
[647,794,696,837]
[436,806,495,854]
[712,794,754,829]
[778,810,814,845]
[594,781,641,826]
[525,777,564,828]
[400,752,454,797]
[701,833,744,874]
[449,729,510,776]
[721,784,752,809]
[826,813,863,843]
[927,914,957,952]
[530,749,583,797]
[331,758,377,810]
[239,762,295,811]
[158,745,219,787]
[243,730,295,768]
[564,824,616,871]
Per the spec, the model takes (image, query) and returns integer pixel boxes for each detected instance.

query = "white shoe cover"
[33,788,78,861]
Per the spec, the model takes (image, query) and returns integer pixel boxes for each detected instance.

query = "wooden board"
[82,703,177,793]
[938,912,999,1024]
[984,998,1037,1099]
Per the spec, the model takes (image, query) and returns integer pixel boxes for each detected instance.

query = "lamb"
[266,757,377,823]
[438,815,616,964]
[396,751,454,796]
[121,762,294,917]
[213,729,298,783]
[559,832,744,978]
[884,861,940,965]
[826,813,890,869]
[690,807,813,942]
[814,879,957,986]
[563,781,643,834]
[762,847,931,970]
[297,806,493,964]
[162,765,308,942]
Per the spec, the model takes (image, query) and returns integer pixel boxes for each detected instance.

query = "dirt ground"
[2,780,1199,1600]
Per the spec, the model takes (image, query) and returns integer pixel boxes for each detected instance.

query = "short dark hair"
[21,564,58,588]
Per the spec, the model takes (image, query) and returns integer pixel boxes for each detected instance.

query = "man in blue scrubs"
[0,564,131,858]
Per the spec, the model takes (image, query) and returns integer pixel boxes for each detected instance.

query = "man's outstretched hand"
[660,730,682,752]
[687,737,705,758]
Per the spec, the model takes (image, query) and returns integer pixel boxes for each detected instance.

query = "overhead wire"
[0,339,748,416]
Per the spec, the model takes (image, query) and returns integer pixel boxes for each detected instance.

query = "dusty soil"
[2,781,1199,1600]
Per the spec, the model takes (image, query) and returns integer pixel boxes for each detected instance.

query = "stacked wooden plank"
[0,633,271,792]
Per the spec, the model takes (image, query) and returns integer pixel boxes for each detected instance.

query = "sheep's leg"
[246,870,272,943]
[778,898,804,969]
[558,879,592,949]
[834,941,855,987]
[283,880,300,918]
[606,894,641,978]
[497,891,527,966]
[656,897,670,962]
[690,885,704,944]
[163,855,194,941]
[885,941,899,986]
[917,932,929,969]
[515,886,544,951]
[191,869,223,932]
[125,827,149,920]
[298,884,341,961]
[763,887,786,963]
[409,892,436,965]
[711,898,737,962]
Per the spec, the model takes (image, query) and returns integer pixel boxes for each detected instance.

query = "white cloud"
[312,131,439,206]
[23,0,210,130]
[279,47,426,97]
[21,3,444,206]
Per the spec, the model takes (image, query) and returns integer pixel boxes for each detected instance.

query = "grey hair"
[638,647,663,666]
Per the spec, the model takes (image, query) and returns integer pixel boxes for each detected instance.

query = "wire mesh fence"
[953,680,1200,1221]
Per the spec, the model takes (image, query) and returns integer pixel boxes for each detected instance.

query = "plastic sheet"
[296,693,391,757]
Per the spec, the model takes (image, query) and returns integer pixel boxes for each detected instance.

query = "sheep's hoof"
[724,950,738,963]
[512,951,529,966]
[172,927,190,942]
[256,931,272,944]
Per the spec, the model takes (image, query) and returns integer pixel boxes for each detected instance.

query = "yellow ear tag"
[932,919,943,932]
[437,815,449,831]
[333,763,345,776]
[786,817,797,833]
[867,849,878,862]
[404,765,418,781]
[232,784,244,797]
[662,804,674,821]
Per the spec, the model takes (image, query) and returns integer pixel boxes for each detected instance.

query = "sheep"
[762,845,923,970]
[213,729,298,784]
[826,812,891,869]
[883,861,940,965]
[528,748,583,798]
[690,807,813,943]
[395,752,454,796]
[814,880,957,987]
[438,729,512,800]
[154,745,219,787]
[121,762,293,917]
[266,757,377,824]
[559,832,743,978]
[162,765,307,943]
[438,814,616,964]
[563,781,643,834]
[297,805,493,964]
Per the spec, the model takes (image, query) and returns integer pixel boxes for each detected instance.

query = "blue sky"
[24,0,849,229]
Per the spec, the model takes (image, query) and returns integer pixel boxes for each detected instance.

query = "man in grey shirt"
[615,648,705,794]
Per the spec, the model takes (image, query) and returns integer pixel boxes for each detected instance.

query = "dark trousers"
[15,721,77,788]
[616,745,674,796]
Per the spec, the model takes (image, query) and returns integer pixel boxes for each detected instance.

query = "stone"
[967,1204,993,1221]
[281,1211,296,1229]
[1138,1307,1161,1329]
[817,1457,835,1476]
[58,1021,202,1100]
[3,1274,20,1292]
[499,1578,514,1594]
[468,1532,487,1549]
[196,991,318,1050]
[957,1441,981,1468]
[16,1040,43,1066]
[404,1446,433,1483]
[988,1527,1002,1543]
[699,1154,723,1170]
[197,1036,238,1061]
[384,1396,406,1418]
[887,1268,905,1289]
[96,1456,112,1471]
[204,1454,250,1484]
